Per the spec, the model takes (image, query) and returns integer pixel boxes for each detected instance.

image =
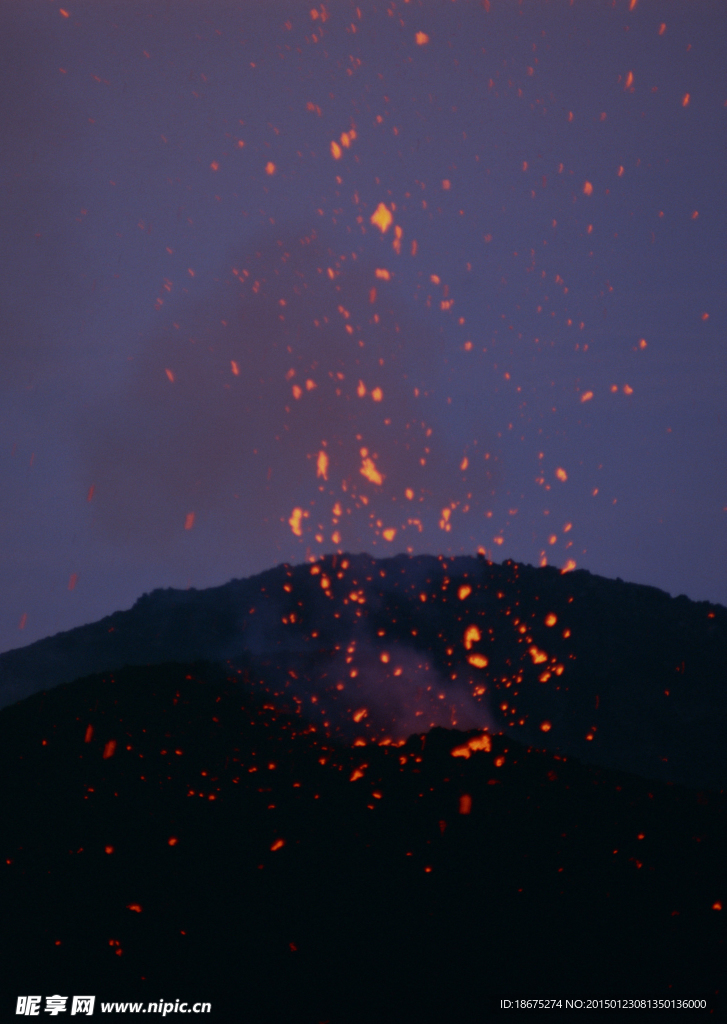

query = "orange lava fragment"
[316,450,329,480]
[18,613,28,630]
[702,312,709,320]
[102,740,117,760]
[371,203,393,233]
[60,8,70,16]
[231,360,239,375]
[625,71,634,89]
[382,528,396,541]
[561,559,577,574]
[545,613,557,627]
[380,652,390,664]
[167,838,178,847]
[104,846,114,854]
[265,162,276,174]
[371,387,383,402]
[68,573,78,591]
[494,756,505,767]
[289,507,308,537]
[529,647,548,665]
[165,368,175,383]
[360,457,384,486]
[305,379,317,390]
[292,385,302,399]
[375,268,391,280]
[467,654,488,669]
[459,794,472,814]
[330,141,342,159]
[555,467,568,482]
[84,725,94,743]
[415,31,429,45]
[540,721,552,732]
[713,902,722,911]
[210,161,219,171]
[658,22,666,34]
[184,513,195,531]
[127,904,143,913]
[458,585,472,600]
[682,94,690,107]
[463,624,481,649]
[451,745,471,759]
[469,734,492,753]
[270,839,285,851]
[623,384,633,395]
[580,391,593,403]
[583,181,593,196]
[350,766,366,780]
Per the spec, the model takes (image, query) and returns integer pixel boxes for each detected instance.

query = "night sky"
[2,0,725,656]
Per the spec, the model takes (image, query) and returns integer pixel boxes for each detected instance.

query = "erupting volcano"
[1,555,725,1019]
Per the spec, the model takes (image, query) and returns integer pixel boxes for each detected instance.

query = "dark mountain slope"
[0,661,724,1021]
[1,553,725,790]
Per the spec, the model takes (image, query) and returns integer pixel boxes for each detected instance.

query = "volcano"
[0,555,725,1020]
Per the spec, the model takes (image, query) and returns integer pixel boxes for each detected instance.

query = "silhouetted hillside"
[0,661,724,1021]
[1,554,725,790]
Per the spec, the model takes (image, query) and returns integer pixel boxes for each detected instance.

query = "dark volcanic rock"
[0,554,725,790]
[0,661,724,1020]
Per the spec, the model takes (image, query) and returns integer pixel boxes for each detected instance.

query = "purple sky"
[2,0,725,654]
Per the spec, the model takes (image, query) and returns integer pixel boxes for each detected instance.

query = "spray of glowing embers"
[231,553,572,748]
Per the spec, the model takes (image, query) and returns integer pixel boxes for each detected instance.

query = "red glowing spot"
[350,765,367,780]
[126,904,143,913]
[540,721,552,732]
[105,846,114,854]
[682,93,690,107]
[494,756,505,768]
[415,31,429,45]
[371,387,383,402]
[68,573,78,591]
[380,652,390,664]
[583,181,593,196]
[580,391,593,403]
[60,8,70,17]
[165,368,175,383]
[210,161,219,171]
[102,739,117,760]
[713,902,722,911]
[702,312,709,321]
[87,484,95,502]
[458,794,472,815]
[265,162,276,174]
[555,467,568,482]
[624,71,634,90]
[231,360,239,375]
[545,613,557,627]
[84,724,94,743]
[168,837,178,846]
[184,513,195,531]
